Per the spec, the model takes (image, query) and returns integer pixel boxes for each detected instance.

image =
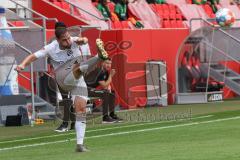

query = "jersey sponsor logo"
[66,49,73,57]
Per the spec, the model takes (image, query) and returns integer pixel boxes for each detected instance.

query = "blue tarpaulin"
[0,15,14,47]
[0,8,18,95]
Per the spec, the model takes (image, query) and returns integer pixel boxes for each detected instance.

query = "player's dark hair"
[55,22,67,39]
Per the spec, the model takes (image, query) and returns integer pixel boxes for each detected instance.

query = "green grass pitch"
[0,100,240,160]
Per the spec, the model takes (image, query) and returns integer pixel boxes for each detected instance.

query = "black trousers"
[39,73,75,123]
[88,88,115,117]
[58,88,75,123]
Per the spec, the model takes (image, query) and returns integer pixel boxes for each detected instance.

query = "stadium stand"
[34,0,200,29]
[45,0,109,29]
[1,2,57,118]
[149,3,186,28]
[8,21,25,27]
[179,51,224,93]
[2,0,239,109]
[128,1,161,28]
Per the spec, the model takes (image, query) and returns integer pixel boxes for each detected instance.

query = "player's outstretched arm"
[15,54,38,71]
[75,37,88,45]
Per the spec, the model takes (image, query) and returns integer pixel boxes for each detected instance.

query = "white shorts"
[71,95,88,103]
[63,71,88,103]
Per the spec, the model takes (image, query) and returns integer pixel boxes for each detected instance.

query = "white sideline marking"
[0,115,239,152]
[0,115,212,144]
[87,115,213,132]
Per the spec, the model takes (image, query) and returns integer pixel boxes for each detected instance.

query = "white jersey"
[34,37,91,70]
[79,43,91,56]
[34,37,90,99]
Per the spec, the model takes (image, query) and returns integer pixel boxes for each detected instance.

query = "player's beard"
[59,44,71,50]
[63,45,71,49]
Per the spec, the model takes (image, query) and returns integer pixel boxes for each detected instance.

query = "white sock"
[75,121,86,145]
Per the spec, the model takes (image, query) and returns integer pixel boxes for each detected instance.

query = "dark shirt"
[86,68,109,88]
[97,3,111,19]
[115,2,127,21]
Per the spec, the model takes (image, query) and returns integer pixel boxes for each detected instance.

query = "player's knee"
[76,105,86,113]
[76,112,86,122]
[75,103,86,122]
[74,96,87,113]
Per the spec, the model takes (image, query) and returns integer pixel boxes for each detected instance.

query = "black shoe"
[75,144,89,152]
[55,122,69,132]
[102,115,116,124]
[70,122,75,130]
[110,113,123,122]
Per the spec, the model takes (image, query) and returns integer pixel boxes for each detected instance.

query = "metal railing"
[8,0,58,97]
[65,0,108,20]
[9,0,58,45]
[0,26,29,30]
[175,18,240,96]
[0,27,35,121]
[7,17,56,31]
[190,18,240,33]
[189,18,240,56]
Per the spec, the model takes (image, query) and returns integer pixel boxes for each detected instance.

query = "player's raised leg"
[73,38,109,76]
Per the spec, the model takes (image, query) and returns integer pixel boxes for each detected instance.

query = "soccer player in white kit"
[15,22,108,152]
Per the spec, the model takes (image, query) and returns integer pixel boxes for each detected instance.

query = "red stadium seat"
[210,13,216,18]
[202,4,214,17]
[169,13,176,20]
[112,21,122,29]
[12,21,25,26]
[52,1,62,8]
[176,8,182,14]
[191,56,224,92]
[155,4,163,12]
[203,4,212,12]
[163,20,171,28]
[181,56,187,65]
[186,0,192,4]
[163,9,170,15]
[107,2,115,13]
[73,8,82,17]
[163,13,169,20]
[150,3,185,28]
[62,2,70,12]
[170,20,177,28]
[157,10,164,17]
[92,2,98,7]
[170,9,176,15]
[162,4,169,11]
[177,20,185,28]
[121,21,130,29]
[176,14,183,20]
[149,4,157,12]
[168,4,176,12]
